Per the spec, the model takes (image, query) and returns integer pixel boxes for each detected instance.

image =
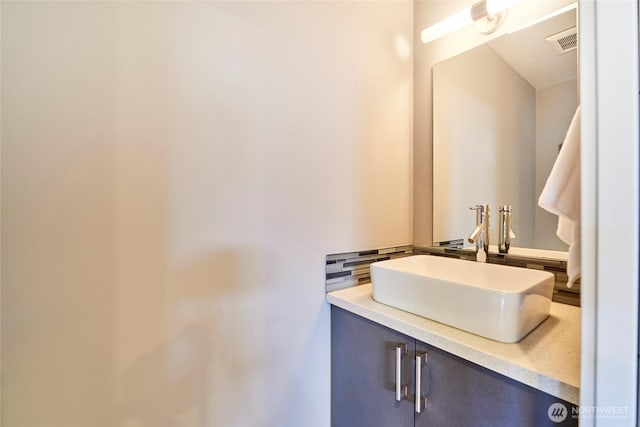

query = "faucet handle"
[469,204,488,220]
[470,204,489,210]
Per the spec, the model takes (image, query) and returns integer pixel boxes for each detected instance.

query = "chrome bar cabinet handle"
[395,344,408,401]
[415,352,428,413]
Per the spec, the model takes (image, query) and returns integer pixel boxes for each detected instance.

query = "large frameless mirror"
[432,5,578,253]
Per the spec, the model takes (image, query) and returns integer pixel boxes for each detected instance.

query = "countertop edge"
[327,285,580,405]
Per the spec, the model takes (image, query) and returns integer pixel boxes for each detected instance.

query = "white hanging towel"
[538,105,581,287]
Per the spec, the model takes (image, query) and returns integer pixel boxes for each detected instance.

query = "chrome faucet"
[468,204,489,262]
[498,205,516,254]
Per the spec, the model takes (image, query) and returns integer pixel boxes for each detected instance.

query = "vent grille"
[545,27,578,54]
[557,33,577,51]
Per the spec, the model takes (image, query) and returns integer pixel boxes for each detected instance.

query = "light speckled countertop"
[327,283,580,405]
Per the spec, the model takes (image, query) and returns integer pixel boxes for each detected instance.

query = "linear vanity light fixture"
[420,0,526,44]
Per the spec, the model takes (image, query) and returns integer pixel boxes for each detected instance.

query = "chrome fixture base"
[471,0,507,34]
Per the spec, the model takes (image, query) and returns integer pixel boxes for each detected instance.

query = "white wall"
[534,78,577,251]
[579,0,639,424]
[0,2,413,426]
[432,44,536,247]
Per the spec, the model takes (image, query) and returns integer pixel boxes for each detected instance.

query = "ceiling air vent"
[545,27,578,54]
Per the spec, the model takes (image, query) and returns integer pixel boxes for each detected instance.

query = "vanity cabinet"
[331,306,577,427]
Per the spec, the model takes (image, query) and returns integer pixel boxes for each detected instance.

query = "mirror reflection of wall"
[432,7,577,251]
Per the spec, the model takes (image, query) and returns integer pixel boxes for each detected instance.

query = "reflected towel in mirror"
[538,105,581,287]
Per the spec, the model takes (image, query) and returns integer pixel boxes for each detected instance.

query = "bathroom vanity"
[328,284,579,427]
[327,4,582,423]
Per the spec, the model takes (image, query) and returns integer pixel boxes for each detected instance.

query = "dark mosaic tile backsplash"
[325,245,413,292]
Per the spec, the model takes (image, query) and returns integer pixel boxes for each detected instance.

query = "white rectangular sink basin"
[371,255,555,343]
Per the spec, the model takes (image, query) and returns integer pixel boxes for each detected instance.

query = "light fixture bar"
[507,2,577,34]
[486,0,526,16]
[420,7,473,44]
[421,0,528,44]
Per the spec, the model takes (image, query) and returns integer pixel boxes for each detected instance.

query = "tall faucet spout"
[468,224,483,244]
[469,204,489,262]
[498,205,514,254]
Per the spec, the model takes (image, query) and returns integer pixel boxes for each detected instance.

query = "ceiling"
[488,7,577,89]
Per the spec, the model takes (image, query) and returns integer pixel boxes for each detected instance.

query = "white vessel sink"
[371,255,555,343]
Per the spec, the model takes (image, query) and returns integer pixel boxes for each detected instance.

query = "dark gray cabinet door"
[414,340,578,427]
[332,307,578,427]
[331,306,415,427]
